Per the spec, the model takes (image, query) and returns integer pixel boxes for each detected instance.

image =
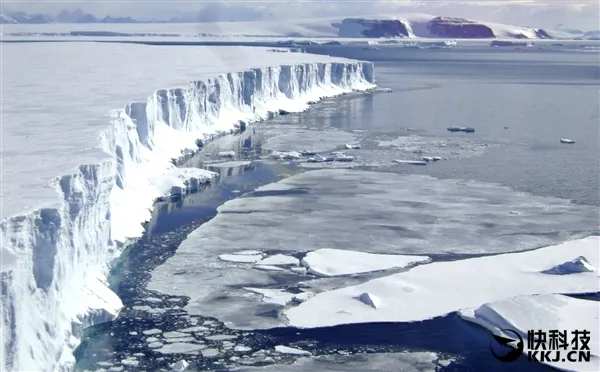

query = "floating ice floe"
[201,349,220,357]
[334,154,354,162]
[244,287,295,306]
[285,236,599,328]
[178,326,209,333]
[142,328,162,336]
[148,169,598,330]
[270,151,303,160]
[302,248,430,277]
[393,159,427,165]
[560,138,576,144]
[217,151,236,158]
[206,160,252,168]
[232,250,263,256]
[204,334,238,341]
[163,331,189,339]
[170,359,189,371]
[345,144,361,149]
[219,254,263,263]
[258,254,300,266]
[234,345,252,354]
[459,294,599,372]
[253,265,287,272]
[275,345,312,356]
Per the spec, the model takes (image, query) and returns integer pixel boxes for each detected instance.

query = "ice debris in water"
[157,343,206,354]
[270,151,302,160]
[218,151,236,157]
[171,359,189,371]
[358,292,381,309]
[201,349,220,357]
[447,126,475,133]
[218,253,263,263]
[275,345,312,356]
[393,159,427,166]
[560,138,575,144]
[345,144,361,149]
[541,256,596,275]
[234,345,252,354]
[257,254,300,266]
[142,328,162,335]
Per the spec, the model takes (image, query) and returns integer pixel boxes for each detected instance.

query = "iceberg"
[285,236,599,328]
[1,43,375,371]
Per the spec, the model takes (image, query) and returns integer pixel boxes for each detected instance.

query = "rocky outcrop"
[427,17,495,39]
[337,18,410,38]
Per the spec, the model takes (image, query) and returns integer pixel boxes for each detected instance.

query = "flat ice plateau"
[148,168,598,330]
[0,43,374,371]
[285,236,599,327]
[460,294,599,372]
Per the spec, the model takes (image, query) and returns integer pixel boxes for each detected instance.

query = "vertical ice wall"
[0,61,375,371]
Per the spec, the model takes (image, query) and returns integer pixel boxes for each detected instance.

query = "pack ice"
[0,42,375,371]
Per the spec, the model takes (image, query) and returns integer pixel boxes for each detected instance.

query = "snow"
[244,287,295,306]
[1,42,374,372]
[302,248,430,277]
[459,294,600,372]
[258,254,300,266]
[275,345,312,356]
[233,351,445,372]
[285,236,600,328]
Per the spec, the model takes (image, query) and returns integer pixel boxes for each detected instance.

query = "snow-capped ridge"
[335,14,553,39]
[1,58,375,372]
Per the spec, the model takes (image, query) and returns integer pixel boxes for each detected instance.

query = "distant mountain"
[0,14,18,24]
[5,11,54,24]
[2,9,139,24]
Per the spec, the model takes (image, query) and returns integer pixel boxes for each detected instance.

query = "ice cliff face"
[337,18,410,38]
[0,61,375,372]
[336,16,553,40]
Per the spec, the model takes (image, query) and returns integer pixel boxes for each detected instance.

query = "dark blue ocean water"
[75,46,599,371]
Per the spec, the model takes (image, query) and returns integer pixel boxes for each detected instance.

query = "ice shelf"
[0,42,375,372]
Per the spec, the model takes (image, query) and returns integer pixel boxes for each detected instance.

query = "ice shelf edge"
[0,60,375,372]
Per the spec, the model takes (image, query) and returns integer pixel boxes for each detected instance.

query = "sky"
[2,1,599,30]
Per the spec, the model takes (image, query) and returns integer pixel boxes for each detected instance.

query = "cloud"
[3,0,599,29]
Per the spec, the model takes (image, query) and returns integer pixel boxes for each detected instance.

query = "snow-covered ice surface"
[285,236,600,328]
[302,249,430,277]
[1,42,375,371]
[234,351,448,372]
[147,168,597,330]
[459,294,600,371]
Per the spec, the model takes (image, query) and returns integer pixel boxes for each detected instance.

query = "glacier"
[0,43,375,372]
